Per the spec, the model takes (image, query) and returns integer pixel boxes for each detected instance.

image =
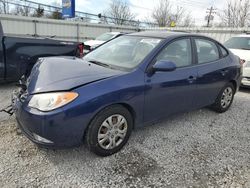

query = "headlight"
[28,92,78,112]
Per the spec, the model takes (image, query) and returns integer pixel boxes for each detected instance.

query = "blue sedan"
[13,31,242,156]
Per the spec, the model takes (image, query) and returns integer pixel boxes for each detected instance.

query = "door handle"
[220,69,228,76]
[187,76,196,83]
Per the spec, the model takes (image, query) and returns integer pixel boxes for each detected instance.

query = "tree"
[33,5,44,18]
[49,10,62,19]
[103,0,136,25]
[12,1,31,16]
[152,0,172,27]
[219,0,250,27]
[152,0,187,27]
[47,1,62,20]
[0,0,9,14]
[182,13,195,27]
[172,6,185,25]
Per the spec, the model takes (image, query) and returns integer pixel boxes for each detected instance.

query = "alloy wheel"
[221,87,233,108]
[97,114,128,150]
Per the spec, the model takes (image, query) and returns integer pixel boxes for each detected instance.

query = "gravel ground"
[0,85,250,188]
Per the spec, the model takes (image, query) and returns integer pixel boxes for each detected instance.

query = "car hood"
[229,49,250,61]
[27,57,124,94]
[84,40,105,47]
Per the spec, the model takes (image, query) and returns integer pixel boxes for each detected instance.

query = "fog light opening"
[33,133,53,144]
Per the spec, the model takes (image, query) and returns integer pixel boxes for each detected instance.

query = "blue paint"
[13,33,242,148]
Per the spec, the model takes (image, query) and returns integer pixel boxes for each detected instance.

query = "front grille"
[20,90,28,102]
[16,76,29,103]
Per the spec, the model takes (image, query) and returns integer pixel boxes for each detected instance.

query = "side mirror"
[152,60,177,72]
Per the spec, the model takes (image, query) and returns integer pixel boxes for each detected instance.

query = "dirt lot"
[0,84,249,188]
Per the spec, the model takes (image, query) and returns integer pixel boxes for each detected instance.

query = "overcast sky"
[35,0,227,26]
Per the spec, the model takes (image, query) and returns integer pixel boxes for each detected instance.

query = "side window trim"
[216,42,223,59]
[191,36,198,65]
[217,43,229,58]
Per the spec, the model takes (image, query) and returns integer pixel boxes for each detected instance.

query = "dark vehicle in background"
[0,22,83,83]
[13,31,242,156]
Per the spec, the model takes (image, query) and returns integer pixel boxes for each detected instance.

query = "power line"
[128,3,153,11]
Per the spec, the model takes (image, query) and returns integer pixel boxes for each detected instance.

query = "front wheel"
[211,83,235,113]
[85,105,133,156]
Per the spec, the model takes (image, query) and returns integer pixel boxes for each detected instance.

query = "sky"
[31,0,228,26]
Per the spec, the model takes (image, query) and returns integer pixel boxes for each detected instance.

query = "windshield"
[84,35,162,70]
[224,37,250,50]
[96,33,115,41]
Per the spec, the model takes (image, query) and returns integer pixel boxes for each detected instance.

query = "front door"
[144,38,197,123]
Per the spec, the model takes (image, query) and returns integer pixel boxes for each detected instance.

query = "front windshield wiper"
[87,59,129,72]
[88,60,113,69]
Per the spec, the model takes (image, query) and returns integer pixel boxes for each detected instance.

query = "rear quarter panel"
[228,51,242,89]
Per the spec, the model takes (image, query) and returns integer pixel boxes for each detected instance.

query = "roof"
[128,30,189,38]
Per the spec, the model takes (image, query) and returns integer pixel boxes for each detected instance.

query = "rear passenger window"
[219,45,228,57]
[195,39,219,64]
[156,39,192,68]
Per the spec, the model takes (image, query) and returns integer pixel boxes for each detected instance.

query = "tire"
[85,105,133,156]
[211,83,235,113]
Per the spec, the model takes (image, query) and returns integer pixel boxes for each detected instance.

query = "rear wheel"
[211,83,235,113]
[86,105,133,156]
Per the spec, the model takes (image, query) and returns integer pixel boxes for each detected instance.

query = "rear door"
[194,37,231,108]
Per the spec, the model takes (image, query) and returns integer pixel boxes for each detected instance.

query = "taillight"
[240,59,245,66]
[77,43,84,58]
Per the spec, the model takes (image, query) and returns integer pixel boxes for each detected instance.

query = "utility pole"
[206,6,216,27]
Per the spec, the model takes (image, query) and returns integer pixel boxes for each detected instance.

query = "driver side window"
[156,39,192,68]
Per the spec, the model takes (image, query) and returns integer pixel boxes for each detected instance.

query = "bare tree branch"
[33,5,44,18]
[182,13,195,27]
[218,0,250,27]
[152,0,191,27]
[152,0,172,27]
[0,0,10,14]
[47,1,62,19]
[103,0,136,26]
[11,0,31,16]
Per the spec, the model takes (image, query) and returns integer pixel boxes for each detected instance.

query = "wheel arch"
[229,80,237,92]
[82,102,136,142]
